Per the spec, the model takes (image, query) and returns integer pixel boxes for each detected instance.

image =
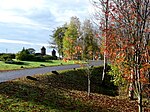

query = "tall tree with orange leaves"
[92,0,110,85]
[93,0,149,111]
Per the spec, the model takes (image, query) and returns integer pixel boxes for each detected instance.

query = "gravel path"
[0,60,103,83]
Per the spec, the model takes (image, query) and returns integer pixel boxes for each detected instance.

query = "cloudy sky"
[0,0,93,54]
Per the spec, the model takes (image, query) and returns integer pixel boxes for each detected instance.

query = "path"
[0,60,103,83]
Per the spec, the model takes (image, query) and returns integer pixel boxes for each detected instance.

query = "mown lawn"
[0,66,149,112]
[0,60,75,71]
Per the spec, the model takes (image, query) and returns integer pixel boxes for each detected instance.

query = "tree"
[81,19,99,60]
[27,48,35,54]
[93,0,149,111]
[16,48,34,61]
[51,25,67,58]
[92,0,110,84]
[63,16,81,59]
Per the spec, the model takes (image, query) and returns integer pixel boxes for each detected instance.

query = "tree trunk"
[88,73,90,97]
[129,83,134,100]
[102,57,107,85]
[138,93,142,112]
[102,0,109,84]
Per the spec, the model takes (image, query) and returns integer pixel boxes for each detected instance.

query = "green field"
[0,60,75,71]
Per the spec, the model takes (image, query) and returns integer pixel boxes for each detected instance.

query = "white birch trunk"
[102,0,109,84]
[88,73,90,97]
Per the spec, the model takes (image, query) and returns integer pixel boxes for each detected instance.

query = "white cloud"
[0,10,50,31]
[0,39,49,47]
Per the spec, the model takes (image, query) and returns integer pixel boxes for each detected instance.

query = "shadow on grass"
[49,67,118,96]
[0,66,118,112]
[5,61,29,66]
[47,60,53,63]
[0,81,111,112]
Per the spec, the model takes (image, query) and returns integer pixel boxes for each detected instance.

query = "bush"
[16,51,29,61]
[0,54,14,61]
[16,53,46,62]
[33,56,46,62]
[43,55,57,60]
[9,53,15,59]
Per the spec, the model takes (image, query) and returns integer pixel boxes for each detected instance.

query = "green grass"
[0,66,149,111]
[0,66,121,112]
[0,60,75,71]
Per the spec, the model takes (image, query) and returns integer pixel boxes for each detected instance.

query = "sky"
[0,0,93,55]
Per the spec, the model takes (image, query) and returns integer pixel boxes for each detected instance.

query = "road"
[0,60,103,83]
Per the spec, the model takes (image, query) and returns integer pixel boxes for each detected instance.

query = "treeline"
[0,48,57,63]
[51,16,102,60]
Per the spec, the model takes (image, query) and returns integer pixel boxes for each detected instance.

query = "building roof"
[41,46,46,50]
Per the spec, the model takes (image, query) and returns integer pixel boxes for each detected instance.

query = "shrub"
[0,54,14,61]
[43,55,57,60]
[33,56,46,62]
[16,50,29,61]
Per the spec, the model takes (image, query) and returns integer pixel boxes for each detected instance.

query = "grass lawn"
[0,60,76,71]
[1,66,149,112]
